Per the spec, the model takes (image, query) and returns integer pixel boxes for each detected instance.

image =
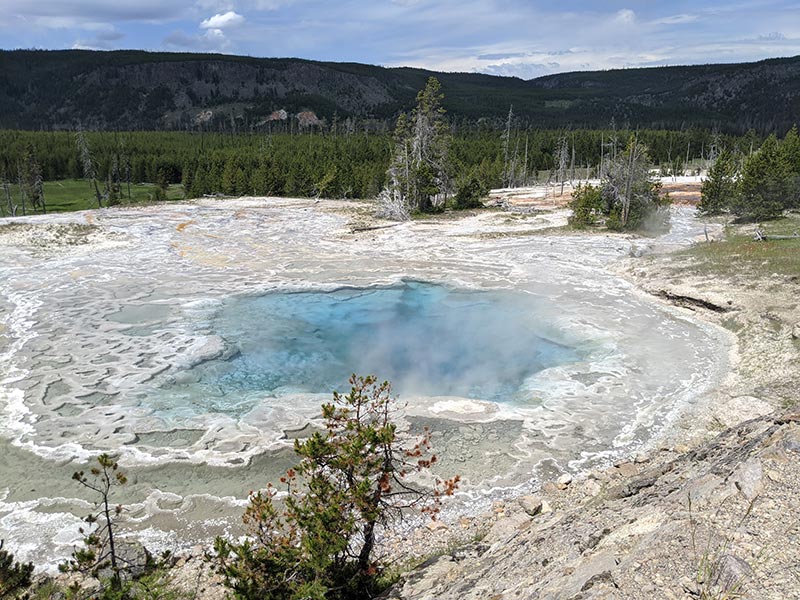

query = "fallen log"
[653,289,733,313]
[753,228,799,241]
[350,222,404,233]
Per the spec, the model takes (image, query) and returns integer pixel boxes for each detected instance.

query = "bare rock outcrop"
[383,413,800,600]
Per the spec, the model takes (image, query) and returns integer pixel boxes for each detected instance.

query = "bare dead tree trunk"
[4,181,15,217]
[502,106,514,188]
[570,133,576,183]
[511,135,520,188]
[93,178,103,208]
[600,133,604,180]
[556,136,569,195]
[522,133,529,186]
[685,141,691,175]
[17,169,27,216]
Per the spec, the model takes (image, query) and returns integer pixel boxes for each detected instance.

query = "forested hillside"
[1,50,799,134]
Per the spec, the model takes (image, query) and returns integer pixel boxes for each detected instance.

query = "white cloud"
[757,31,786,41]
[614,8,636,24]
[0,0,189,23]
[200,10,245,29]
[245,0,297,9]
[3,0,800,78]
[652,14,699,25]
[164,27,231,51]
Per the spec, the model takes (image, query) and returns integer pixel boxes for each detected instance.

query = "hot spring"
[151,281,581,419]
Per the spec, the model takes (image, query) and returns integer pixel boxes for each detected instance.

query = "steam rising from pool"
[157,282,579,415]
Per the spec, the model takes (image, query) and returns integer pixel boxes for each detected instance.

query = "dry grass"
[678,214,800,278]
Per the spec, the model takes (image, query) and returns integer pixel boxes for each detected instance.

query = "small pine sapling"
[214,374,460,600]
[60,454,128,592]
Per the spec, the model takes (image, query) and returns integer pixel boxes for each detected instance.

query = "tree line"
[0,125,768,216]
[700,126,800,221]
[0,129,762,184]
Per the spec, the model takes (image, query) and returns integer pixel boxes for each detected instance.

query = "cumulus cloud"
[164,27,231,51]
[200,10,245,29]
[614,8,636,25]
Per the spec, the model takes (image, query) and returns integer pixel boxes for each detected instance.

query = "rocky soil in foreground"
[384,411,800,600]
[103,411,800,600]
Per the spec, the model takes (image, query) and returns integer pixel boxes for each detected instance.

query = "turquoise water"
[163,282,579,413]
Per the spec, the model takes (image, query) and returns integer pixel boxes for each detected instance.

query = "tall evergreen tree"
[780,125,800,210]
[699,149,739,215]
[378,77,451,218]
[734,134,791,220]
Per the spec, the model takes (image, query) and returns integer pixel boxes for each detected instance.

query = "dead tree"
[555,135,570,195]
[76,127,103,208]
[501,105,514,188]
[2,179,15,217]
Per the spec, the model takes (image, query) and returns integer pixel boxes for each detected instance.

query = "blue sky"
[1,0,799,78]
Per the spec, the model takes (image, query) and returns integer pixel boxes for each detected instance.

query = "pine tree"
[378,77,451,218]
[214,375,459,600]
[734,134,790,220]
[595,138,669,231]
[780,125,800,209]
[60,454,129,592]
[699,149,738,215]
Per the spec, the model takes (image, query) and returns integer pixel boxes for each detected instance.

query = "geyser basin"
[0,203,731,570]
[160,281,580,413]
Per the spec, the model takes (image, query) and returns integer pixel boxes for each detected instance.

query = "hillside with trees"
[2,50,800,134]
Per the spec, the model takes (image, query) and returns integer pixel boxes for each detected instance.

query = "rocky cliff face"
[382,412,800,600]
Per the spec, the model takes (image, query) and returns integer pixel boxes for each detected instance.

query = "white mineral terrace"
[0,198,730,570]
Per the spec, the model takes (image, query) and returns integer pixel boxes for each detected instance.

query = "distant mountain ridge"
[1,50,799,133]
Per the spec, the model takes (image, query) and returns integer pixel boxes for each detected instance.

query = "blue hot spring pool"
[159,281,581,414]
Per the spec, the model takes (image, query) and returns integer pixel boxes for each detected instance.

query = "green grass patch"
[680,214,800,278]
[2,179,185,215]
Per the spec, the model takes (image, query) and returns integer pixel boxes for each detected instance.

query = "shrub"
[0,540,33,599]
[452,175,487,209]
[568,183,604,228]
[213,375,460,600]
